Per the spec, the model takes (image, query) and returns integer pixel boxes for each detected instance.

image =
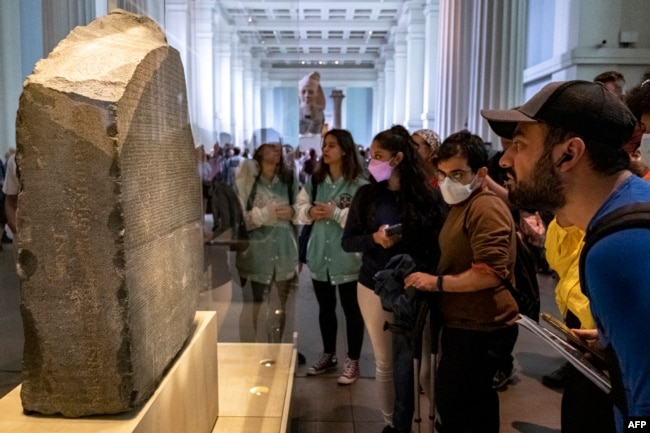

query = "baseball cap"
[480,80,637,145]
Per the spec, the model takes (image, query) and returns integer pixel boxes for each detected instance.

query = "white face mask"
[439,175,477,205]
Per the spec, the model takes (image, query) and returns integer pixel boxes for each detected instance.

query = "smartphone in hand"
[541,313,606,363]
[385,223,403,237]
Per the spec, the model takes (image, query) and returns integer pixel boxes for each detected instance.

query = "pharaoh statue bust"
[298,71,326,135]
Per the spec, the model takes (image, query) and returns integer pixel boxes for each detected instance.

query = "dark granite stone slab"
[14,9,203,417]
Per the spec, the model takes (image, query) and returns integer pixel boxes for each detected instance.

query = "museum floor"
[0,228,565,433]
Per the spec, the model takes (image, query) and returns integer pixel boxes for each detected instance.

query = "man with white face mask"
[404,129,518,433]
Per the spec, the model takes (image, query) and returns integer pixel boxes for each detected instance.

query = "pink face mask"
[368,158,394,182]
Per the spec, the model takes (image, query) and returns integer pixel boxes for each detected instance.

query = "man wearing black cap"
[481,80,650,432]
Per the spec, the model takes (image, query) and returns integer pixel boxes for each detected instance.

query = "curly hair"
[371,125,442,229]
[312,129,364,184]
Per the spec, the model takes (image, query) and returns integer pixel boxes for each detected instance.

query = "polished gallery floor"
[0,223,565,432]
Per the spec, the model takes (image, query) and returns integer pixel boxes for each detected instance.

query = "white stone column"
[115,0,164,25]
[165,0,190,78]
[142,0,165,25]
[383,49,395,129]
[434,0,473,137]
[242,50,255,145]
[0,0,23,154]
[421,0,440,131]
[251,51,263,142]
[231,40,245,146]
[42,0,94,56]
[392,27,408,126]
[213,15,232,143]
[94,0,107,17]
[404,1,426,131]
[373,66,386,134]
[189,0,215,146]
[165,0,193,143]
[260,71,273,134]
[466,0,526,145]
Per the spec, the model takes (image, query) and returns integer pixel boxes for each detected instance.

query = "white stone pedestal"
[0,311,220,433]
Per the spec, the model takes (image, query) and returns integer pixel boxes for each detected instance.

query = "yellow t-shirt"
[544,218,595,329]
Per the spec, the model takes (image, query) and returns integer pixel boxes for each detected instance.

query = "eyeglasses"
[436,169,472,182]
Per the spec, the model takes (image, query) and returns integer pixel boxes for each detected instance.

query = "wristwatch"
[437,275,444,292]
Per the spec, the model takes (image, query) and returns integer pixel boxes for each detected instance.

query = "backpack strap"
[245,177,259,211]
[579,202,650,292]
[311,181,318,205]
[578,202,650,414]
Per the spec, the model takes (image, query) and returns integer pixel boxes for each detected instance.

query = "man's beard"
[507,151,566,212]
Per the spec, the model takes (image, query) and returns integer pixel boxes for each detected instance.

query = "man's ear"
[556,137,586,170]
[476,166,488,179]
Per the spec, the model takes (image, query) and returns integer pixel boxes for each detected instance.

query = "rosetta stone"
[14,9,203,417]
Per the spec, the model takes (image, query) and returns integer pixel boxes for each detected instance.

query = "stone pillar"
[374,66,386,134]
[252,49,263,138]
[214,14,232,141]
[465,1,526,144]
[42,0,94,55]
[383,48,395,129]
[231,43,245,145]
[243,49,255,143]
[260,70,273,133]
[0,0,24,154]
[330,89,345,129]
[392,27,408,126]
[421,0,440,130]
[164,0,190,76]
[404,0,426,131]
[435,0,473,137]
[190,0,216,146]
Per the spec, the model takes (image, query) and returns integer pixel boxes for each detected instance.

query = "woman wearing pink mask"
[342,125,446,433]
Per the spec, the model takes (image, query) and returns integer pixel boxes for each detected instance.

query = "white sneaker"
[337,358,359,385]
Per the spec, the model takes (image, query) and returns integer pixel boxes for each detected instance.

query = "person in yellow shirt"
[544,218,594,330]
[543,217,615,433]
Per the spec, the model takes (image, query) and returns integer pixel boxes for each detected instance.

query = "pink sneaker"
[337,358,359,385]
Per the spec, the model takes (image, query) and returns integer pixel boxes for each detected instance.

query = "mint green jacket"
[295,175,367,284]
[235,174,299,284]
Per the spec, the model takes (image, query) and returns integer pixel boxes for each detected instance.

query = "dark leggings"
[312,279,365,359]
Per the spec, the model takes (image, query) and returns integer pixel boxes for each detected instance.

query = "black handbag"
[298,182,318,264]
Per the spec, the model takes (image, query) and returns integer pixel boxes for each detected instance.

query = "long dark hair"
[253,142,295,186]
[371,125,442,227]
[312,129,364,184]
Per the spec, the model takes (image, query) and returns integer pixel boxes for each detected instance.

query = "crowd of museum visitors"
[4,69,650,433]
[187,69,650,433]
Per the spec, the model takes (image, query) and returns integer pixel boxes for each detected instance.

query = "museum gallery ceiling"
[218,0,408,70]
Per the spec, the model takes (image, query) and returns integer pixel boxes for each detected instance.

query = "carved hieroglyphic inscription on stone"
[15,9,203,417]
